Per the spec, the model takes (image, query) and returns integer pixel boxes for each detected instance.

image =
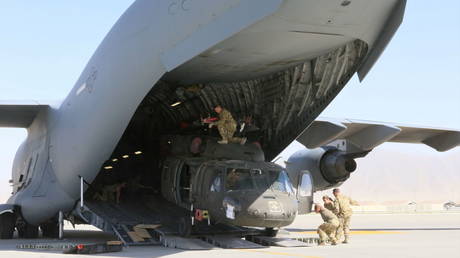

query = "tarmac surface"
[0,213,459,258]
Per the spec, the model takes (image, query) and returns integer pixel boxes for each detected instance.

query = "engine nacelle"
[286,147,357,192]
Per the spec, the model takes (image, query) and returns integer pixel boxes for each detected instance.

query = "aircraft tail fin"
[0,101,49,128]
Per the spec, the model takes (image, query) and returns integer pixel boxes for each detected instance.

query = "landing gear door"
[296,171,313,215]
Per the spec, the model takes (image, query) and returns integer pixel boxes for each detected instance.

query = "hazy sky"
[0,1,459,202]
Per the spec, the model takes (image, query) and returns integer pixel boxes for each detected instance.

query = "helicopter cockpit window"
[226,168,253,191]
[210,176,222,192]
[269,170,295,195]
[251,169,268,189]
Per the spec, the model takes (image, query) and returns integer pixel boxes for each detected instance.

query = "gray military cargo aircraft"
[1,0,460,244]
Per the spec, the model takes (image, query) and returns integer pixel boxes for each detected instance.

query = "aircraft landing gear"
[41,221,59,238]
[17,222,39,239]
[0,213,16,239]
[264,227,278,237]
[178,216,193,237]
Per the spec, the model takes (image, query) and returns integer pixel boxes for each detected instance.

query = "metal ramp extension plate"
[246,236,312,247]
[77,201,162,246]
[201,235,264,249]
[161,236,216,250]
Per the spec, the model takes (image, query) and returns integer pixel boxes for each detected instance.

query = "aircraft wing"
[0,101,49,128]
[297,118,460,152]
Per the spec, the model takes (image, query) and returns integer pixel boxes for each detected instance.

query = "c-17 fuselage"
[1,0,437,245]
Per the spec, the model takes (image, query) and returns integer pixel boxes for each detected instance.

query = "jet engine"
[285,147,358,192]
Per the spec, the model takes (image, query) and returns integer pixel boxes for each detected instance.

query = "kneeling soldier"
[314,204,340,246]
[203,105,246,145]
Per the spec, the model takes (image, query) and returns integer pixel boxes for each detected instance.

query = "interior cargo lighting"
[171,101,181,107]
[134,151,142,155]
[112,158,118,162]
[104,166,113,170]
[122,155,129,159]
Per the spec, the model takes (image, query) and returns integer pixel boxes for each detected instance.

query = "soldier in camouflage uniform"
[314,204,339,245]
[206,105,247,145]
[333,188,359,243]
[323,195,342,242]
[94,182,127,204]
[323,195,338,214]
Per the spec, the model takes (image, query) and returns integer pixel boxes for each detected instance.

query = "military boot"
[218,139,228,144]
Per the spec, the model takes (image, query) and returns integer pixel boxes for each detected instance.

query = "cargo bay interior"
[86,39,367,211]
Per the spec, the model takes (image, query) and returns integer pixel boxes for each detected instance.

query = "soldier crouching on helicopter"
[314,203,339,246]
[202,105,247,145]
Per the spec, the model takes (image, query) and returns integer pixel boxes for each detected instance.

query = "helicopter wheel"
[264,227,278,237]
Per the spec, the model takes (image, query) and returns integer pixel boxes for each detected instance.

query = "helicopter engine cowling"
[286,147,357,192]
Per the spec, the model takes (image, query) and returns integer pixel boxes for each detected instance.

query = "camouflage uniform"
[226,170,239,189]
[334,195,358,243]
[94,183,125,203]
[317,207,340,245]
[213,109,244,144]
[324,201,342,240]
[324,202,339,214]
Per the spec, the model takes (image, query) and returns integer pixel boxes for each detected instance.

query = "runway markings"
[295,230,404,235]
[235,249,323,258]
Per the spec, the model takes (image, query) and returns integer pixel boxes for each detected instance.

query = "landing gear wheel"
[178,216,192,237]
[18,223,39,239]
[0,213,16,239]
[41,221,59,238]
[264,227,278,237]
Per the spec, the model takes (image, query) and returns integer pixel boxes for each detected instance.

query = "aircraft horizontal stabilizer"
[0,101,49,128]
[297,118,460,152]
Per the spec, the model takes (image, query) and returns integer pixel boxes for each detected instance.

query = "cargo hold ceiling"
[116,40,368,160]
